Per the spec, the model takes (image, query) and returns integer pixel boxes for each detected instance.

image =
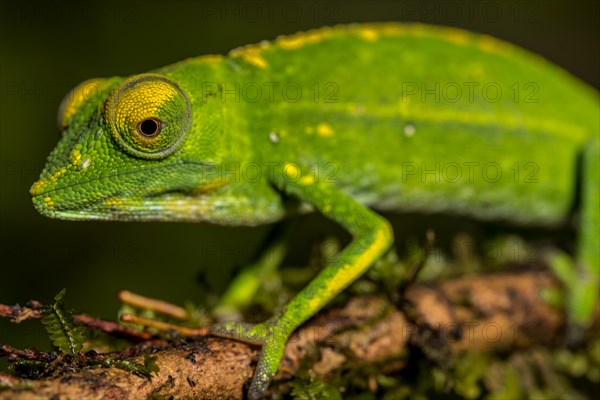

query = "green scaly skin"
[30,23,598,399]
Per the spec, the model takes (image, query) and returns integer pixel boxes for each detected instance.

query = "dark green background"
[1,0,598,356]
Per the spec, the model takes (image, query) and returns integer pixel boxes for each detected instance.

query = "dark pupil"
[139,119,159,136]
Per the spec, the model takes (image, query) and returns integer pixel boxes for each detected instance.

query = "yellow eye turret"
[103,74,191,159]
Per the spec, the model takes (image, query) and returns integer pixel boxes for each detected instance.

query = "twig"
[74,314,154,342]
[0,303,152,342]
[119,313,209,336]
[118,290,189,320]
[0,345,54,362]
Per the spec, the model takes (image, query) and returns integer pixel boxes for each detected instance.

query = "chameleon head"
[30,73,212,221]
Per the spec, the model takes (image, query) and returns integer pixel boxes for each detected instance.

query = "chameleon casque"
[30,23,598,398]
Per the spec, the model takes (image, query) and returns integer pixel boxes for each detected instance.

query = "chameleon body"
[31,23,598,399]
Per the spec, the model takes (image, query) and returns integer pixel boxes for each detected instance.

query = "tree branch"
[1,270,597,399]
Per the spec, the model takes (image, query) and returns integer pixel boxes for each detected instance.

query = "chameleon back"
[156,23,598,225]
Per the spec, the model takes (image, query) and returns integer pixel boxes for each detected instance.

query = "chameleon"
[30,23,598,398]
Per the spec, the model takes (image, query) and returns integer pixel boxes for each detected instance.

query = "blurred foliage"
[291,370,344,400]
[1,234,598,398]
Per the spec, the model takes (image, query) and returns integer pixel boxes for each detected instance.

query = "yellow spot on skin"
[441,27,470,46]
[230,46,268,69]
[43,197,55,207]
[478,35,514,55]
[49,167,67,182]
[284,163,302,180]
[316,123,335,137]
[271,23,515,64]
[359,27,379,42]
[300,175,315,185]
[60,78,107,128]
[30,179,47,197]
[193,178,228,194]
[104,198,123,206]
[30,164,73,196]
[71,149,82,165]
[277,29,331,50]
[197,54,224,64]
[366,23,407,37]
[169,54,225,68]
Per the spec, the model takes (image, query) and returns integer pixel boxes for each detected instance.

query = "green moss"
[41,289,86,356]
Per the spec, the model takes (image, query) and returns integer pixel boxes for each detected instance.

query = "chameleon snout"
[30,178,47,197]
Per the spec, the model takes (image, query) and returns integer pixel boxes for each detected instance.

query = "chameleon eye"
[104,74,191,159]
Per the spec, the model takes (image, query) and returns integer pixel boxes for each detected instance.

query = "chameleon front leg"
[211,163,393,399]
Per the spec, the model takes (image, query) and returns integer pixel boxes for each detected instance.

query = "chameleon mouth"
[31,193,110,220]
[30,161,223,221]
[31,188,218,222]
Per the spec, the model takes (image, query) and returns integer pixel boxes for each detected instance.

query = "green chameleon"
[31,23,598,398]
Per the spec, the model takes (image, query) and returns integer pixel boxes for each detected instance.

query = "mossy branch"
[1,271,598,399]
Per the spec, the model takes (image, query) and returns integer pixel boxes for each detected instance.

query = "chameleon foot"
[211,318,290,400]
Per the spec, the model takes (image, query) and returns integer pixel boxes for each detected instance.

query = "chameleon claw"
[211,317,291,399]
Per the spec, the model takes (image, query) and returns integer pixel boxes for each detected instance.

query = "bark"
[1,270,597,400]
